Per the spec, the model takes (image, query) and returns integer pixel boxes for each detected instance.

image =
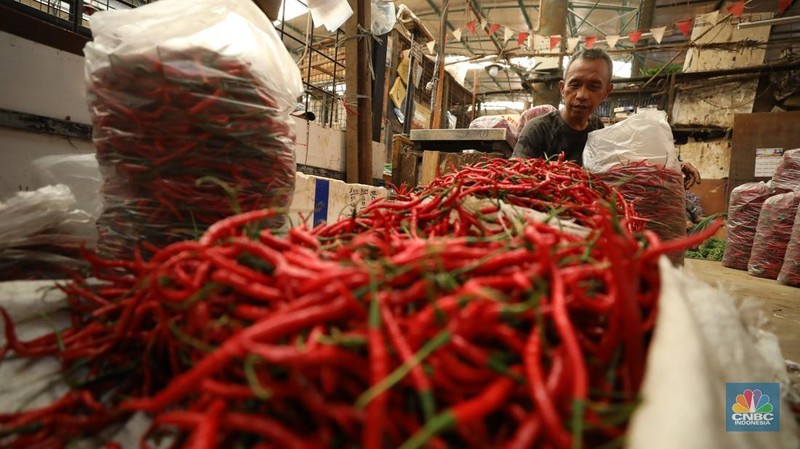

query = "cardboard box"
[289,173,388,228]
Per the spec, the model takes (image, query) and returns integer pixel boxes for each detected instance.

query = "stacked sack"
[743,149,800,282]
[748,191,800,279]
[772,149,800,285]
[722,182,775,270]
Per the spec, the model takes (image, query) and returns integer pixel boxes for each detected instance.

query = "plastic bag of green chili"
[84,0,303,259]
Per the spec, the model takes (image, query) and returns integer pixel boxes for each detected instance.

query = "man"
[513,48,701,188]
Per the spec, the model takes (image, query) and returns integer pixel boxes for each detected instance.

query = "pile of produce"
[84,0,302,261]
[685,237,725,262]
[0,158,717,448]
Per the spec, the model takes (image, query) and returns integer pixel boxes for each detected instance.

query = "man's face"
[559,58,613,127]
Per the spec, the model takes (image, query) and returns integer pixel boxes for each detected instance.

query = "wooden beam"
[345,0,373,184]
[431,0,449,129]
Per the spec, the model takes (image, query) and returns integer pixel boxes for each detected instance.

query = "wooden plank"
[730,111,800,185]
[398,151,419,187]
[391,134,412,186]
[419,150,442,186]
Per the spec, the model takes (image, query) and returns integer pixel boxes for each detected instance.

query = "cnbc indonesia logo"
[726,383,780,432]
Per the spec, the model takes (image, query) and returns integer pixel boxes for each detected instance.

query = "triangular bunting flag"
[779,0,792,13]
[528,34,534,49]
[567,37,580,53]
[489,23,501,35]
[628,31,643,45]
[452,28,462,42]
[676,18,694,37]
[727,1,745,16]
[518,31,529,46]
[650,26,666,44]
[504,27,514,44]
[549,35,562,50]
[466,19,476,34]
[480,18,488,31]
[585,36,598,49]
[427,41,436,54]
[606,35,620,48]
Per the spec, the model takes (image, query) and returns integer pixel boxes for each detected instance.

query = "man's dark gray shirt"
[511,111,604,165]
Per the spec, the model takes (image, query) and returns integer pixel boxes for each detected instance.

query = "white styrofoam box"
[306,122,346,173]
[296,120,388,181]
[289,172,388,228]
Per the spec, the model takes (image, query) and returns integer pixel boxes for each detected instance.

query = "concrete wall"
[0,31,94,198]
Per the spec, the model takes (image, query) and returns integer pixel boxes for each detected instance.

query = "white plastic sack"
[371,0,396,35]
[584,108,680,173]
[628,258,798,449]
[85,0,303,110]
[0,185,92,251]
[31,154,102,221]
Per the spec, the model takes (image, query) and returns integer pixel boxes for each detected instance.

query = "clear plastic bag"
[584,109,685,264]
[371,0,396,35]
[722,182,774,270]
[85,0,303,259]
[748,191,800,279]
[584,108,681,174]
[772,148,800,192]
[31,154,103,221]
[777,206,800,286]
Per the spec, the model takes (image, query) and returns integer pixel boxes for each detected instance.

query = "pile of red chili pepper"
[778,206,800,287]
[748,191,800,279]
[591,162,686,264]
[722,182,776,270]
[0,158,720,448]
[87,47,296,261]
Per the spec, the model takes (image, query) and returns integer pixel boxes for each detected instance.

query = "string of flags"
[437,0,791,53]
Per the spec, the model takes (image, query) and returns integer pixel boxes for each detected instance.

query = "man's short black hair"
[565,48,613,83]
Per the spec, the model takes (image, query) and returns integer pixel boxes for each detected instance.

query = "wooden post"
[345,0,373,184]
[430,0,449,129]
[470,70,479,122]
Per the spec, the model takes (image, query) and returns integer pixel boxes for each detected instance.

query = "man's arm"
[512,118,549,159]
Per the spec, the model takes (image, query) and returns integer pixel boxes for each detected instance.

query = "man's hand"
[681,161,701,189]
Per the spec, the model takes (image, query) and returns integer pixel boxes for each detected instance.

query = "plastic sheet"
[584,109,685,264]
[748,191,800,279]
[0,185,92,280]
[778,206,800,287]
[370,0,396,35]
[517,104,557,134]
[84,0,303,259]
[772,148,800,192]
[722,182,774,270]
